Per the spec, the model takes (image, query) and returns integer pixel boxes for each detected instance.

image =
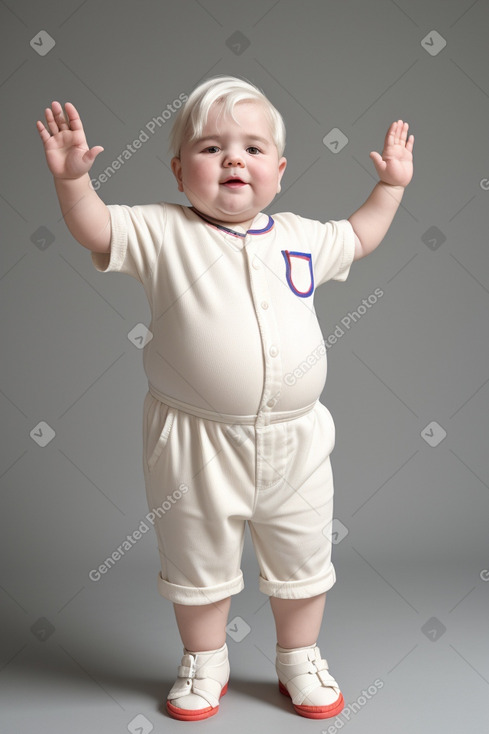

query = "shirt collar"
[190,207,274,238]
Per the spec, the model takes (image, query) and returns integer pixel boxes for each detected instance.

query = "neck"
[190,207,255,232]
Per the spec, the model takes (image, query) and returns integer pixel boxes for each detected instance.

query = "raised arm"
[348,120,414,260]
[36,101,111,253]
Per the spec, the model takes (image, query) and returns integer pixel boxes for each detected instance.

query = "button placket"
[244,239,283,429]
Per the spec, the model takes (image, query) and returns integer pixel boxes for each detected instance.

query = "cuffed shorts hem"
[157,570,245,605]
[259,565,336,600]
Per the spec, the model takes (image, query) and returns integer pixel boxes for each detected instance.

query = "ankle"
[277,640,317,651]
[184,642,227,655]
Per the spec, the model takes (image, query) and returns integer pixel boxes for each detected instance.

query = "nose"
[224,151,244,167]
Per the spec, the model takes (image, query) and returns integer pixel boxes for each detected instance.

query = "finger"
[399,121,409,145]
[36,119,51,143]
[54,101,70,130]
[406,133,414,153]
[84,146,104,164]
[370,151,386,170]
[44,104,60,136]
[385,120,397,148]
[393,120,403,145]
[64,102,85,132]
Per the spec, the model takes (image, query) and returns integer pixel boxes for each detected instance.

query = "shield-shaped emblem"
[281,250,314,298]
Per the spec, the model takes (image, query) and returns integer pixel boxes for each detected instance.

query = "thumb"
[84,145,104,165]
[369,151,384,168]
[370,150,385,166]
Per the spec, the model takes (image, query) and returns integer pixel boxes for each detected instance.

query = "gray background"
[1,0,488,732]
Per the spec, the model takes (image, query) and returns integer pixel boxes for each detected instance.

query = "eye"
[247,146,261,155]
[203,145,220,153]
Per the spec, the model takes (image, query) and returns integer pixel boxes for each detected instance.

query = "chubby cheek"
[251,162,280,188]
[185,159,214,188]
[258,172,281,195]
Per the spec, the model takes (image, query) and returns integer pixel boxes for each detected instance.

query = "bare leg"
[173,596,231,652]
[270,592,326,648]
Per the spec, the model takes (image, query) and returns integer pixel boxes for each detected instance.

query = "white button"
[267,398,276,408]
[261,301,269,310]
[252,258,260,269]
[269,345,278,357]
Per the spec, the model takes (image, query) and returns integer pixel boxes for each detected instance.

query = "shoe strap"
[278,647,340,695]
[281,658,336,681]
[168,652,228,708]
[177,663,215,680]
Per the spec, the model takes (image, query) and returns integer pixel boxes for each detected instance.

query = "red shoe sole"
[279,680,345,719]
[167,682,228,721]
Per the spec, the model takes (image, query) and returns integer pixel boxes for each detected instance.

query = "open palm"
[370,120,414,188]
[36,101,103,180]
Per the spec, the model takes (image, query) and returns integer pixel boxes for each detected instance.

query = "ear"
[171,157,184,192]
[276,157,287,193]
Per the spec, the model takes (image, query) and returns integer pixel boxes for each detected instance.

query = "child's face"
[171,101,287,230]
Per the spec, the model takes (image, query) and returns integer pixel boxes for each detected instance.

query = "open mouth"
[221,177,248,188]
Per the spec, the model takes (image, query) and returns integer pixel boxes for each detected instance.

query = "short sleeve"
[91,203,167,285]
[301,216,356,287]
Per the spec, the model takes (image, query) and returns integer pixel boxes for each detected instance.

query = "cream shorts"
[142,390,338,606]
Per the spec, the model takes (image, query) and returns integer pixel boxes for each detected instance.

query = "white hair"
[169,75,286,157]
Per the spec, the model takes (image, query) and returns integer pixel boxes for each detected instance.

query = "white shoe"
[276,643,344,719]
[166,643,230,721]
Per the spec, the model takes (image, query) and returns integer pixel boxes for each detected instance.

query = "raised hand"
[36,101,104,180]
[369,120,414,188]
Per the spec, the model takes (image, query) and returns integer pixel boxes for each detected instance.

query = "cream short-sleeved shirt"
[92,203,355,419]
